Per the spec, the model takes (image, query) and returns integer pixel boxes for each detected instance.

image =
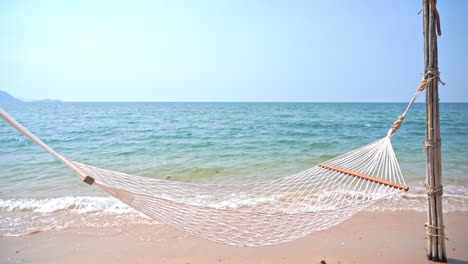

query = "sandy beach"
[1,210,467,264]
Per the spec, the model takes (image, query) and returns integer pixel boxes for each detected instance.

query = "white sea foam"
[367,184,468,212]
[0,183,467,236]
[0,196,136,214]
[1,183,467,215]
[0,196,156,236]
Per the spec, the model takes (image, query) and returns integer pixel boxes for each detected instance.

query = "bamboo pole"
[422,0,446,262]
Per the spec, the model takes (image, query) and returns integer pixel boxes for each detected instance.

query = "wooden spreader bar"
[318,163,409,191]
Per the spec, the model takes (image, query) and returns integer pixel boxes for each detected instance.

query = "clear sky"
[0,0,467,102]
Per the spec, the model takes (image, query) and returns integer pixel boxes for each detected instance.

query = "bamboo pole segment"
[422,0,446,261]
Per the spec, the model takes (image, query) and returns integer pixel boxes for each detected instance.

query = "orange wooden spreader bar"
[318,163,409,191]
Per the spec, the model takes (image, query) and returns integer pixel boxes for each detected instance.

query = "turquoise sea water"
[0,102,467,235]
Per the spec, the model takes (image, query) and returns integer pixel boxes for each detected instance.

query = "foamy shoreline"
[1,210,467,264]
[2,181,468,237]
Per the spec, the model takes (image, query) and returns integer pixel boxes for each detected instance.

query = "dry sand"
[1,211,467,264]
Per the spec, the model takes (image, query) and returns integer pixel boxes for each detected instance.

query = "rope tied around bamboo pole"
[424,223,446,237]
[425,184,444,196]
[424,68,446,87]
[387,70,445,138]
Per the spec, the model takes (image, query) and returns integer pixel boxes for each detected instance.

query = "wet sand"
[1,211,467,264]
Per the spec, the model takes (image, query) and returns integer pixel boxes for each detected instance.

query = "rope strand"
[387,72,445,138]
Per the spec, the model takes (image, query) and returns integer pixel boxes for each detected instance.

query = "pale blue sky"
[1,0,467,102]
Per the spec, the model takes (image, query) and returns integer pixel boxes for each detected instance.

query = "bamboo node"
[423,140,441,148]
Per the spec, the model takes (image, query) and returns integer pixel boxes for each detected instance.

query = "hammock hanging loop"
[387,70,444,138]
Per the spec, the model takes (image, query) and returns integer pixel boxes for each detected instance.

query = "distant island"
[0,90,21,103]
[0,90,62,103]
[34,98,63,103]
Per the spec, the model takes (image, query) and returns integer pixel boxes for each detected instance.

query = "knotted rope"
[424,223,445,238]
[425,184,443,196]
[387,70,445,138]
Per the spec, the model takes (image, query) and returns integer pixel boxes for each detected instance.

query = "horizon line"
[5,101,468,104]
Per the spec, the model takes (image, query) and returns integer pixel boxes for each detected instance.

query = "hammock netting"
[79,136,405,246]
[0,107,411,247]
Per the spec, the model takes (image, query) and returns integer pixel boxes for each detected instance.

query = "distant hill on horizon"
[0,90,62,103]
[34,98,63,103]
[0,90,22,103]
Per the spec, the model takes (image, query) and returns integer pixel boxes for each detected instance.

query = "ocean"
[0,102,467,236]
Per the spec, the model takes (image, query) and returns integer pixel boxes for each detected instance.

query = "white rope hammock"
[78,137,406,246]
[0,78,439,246]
